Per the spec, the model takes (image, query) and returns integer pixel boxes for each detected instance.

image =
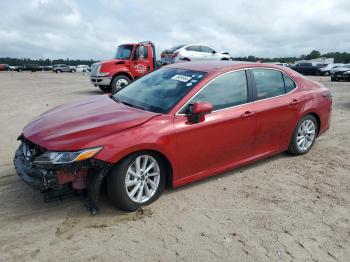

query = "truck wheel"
[107,151,166,211]
[111,75,131,92]
[98,85,111,92]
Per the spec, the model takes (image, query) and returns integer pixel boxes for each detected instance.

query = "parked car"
[91,41,157,92]
[76,64,91,73]
[16,64,39,72]
[319,63,344,76]
[289,62,325,75]
[330,64,350,81]
[0,64,11,71]
[52,64,76,73]
[161,44,231,64]
[14,61,332,213]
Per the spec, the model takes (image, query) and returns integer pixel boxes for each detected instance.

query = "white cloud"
[0,0,349,59]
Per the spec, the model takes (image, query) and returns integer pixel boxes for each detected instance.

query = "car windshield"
[115,45,133,59]
[112,68,207,114]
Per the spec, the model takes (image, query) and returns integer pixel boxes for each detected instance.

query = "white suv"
[160,44,231,64]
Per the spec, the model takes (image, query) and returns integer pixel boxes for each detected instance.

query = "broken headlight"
[33,146,103,164]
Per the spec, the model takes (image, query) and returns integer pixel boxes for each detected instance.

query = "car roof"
[165,60,290,74]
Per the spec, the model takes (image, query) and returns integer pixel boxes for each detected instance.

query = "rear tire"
[111,75,131,92]
[107,152,166,211]
[287,115,318,155]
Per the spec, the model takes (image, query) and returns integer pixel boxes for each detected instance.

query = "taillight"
[172,51,179,58]
[160,52,165,58]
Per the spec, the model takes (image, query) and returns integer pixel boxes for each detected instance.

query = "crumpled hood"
[23,95,159,151]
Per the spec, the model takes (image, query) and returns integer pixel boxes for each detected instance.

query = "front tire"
[288,115,318,155]
[107,152,166,211]
[111,75,131,92]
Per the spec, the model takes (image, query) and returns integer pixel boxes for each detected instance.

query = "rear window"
[283,74,296,93]
[170,45,185,51]
[252,69,285,100]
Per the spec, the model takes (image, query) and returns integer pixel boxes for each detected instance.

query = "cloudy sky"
[0,0,349,60]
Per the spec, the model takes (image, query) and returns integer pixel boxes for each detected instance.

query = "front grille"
[90,63,100,76]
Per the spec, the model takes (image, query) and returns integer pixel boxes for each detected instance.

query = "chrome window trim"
[175,67,298,115]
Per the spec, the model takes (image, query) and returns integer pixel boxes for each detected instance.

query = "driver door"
[173,70,256,182]
[130,45,152,78]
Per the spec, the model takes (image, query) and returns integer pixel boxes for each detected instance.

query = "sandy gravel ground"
[0,71,349,262]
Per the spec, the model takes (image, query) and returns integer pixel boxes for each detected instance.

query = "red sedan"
[14,61,332,212]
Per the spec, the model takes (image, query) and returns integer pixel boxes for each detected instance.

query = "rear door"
[249,68,299,154]
[200,45,216,60]
[187,45,205,60]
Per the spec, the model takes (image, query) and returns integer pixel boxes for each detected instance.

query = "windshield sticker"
[186,83,193,87]
[171,74,192,82]
[190,79,198,83]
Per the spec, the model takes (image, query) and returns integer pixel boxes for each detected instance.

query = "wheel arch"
[301,111,321,137]
[112,71,134,82]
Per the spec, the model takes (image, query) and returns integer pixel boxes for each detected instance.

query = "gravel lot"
[0,71,349,262]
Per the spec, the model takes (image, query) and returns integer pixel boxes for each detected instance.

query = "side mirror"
[212,50,216,54]
[187,101,213,123]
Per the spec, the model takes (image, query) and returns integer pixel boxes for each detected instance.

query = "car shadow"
[70,89,107,96]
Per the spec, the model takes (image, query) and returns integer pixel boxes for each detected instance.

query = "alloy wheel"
[296,119,316,152]
[125,155,160,203]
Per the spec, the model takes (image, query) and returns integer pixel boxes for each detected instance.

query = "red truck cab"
[91,41,157,92]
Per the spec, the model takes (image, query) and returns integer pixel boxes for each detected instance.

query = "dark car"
[330,64,350,81]
[52,64,76,73]
[14,61,331,213]
[290,62,323,75]
[16,64,39,72]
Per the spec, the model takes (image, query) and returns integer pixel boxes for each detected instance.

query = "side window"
[186,70,248,111]
[252,69,285,100]
[134,46,149,60]
[185,45,195,51]
[191,45,201,52]
[200,46,214,53]
[283,74,296,93]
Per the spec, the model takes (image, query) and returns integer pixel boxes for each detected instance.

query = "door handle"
[290,99,299,105]
[240,111,256,118]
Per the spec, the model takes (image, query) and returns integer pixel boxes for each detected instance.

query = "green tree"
[306,50,321,60]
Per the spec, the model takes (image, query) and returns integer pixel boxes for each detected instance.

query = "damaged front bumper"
[14,138,112,214]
